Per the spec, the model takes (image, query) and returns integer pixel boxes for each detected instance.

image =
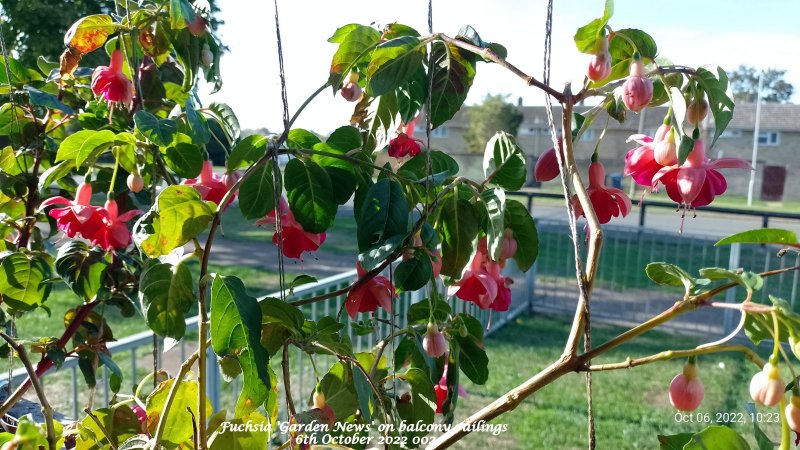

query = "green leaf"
[169,0,196,30]
[573,0,613,54]
[146,378,211,449]
[138,185,214,258]
[208,102,240,141]
[288,275,317,294]
[0,252,50,312]
[25,85,74,114]
[716,228,799,247]
[592,28,658,88]
[38,161,76,192]
[319,360,358,419]
[437,195,480,278]
[483,131,526,191]
[504,199,538,272]
[139,262,194,340]
[481,189,506,261]
[364,89,401,152]
[357,178,409,252]
[185,98,210,145]
[657,433,693,449]
[113,132,137,174]
[56,130,107,163]
[284,158,337,234]
[744,403,775,450]
[286,129,321,149]
[55,241,110,301]
[134,111,177,147]
[645,262,695,291]
[227,134,267,171]
[407,298,451,324]
[694,66,735,147]
[328,24,381,89]
[352,365,375,422]
[77,406,140,450]
[312,127,360,205]
[211,274,272,416]
[164,143,203,178]
[683,426,750,450]
[238,165,275,220]
[396,368,436,439]
[677,134,694,166]
[397,150,459,185]
[97,352,123,393]
[359,234,406,271]
[367,36,425,96]
[698,267,762,292]
[429,41,476,128]
[394,252,433,291]
[77,130,117,167]
[456,331,488,384]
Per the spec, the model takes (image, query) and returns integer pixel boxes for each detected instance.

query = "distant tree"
[463,94,524,152]
[0,0,221,68]
[729,65,794,103]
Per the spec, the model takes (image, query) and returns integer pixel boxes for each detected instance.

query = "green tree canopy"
[463,94,524,152]
[729,65,794,104]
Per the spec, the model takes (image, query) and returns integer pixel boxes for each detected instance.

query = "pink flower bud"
[687,98,709,126]
[668,362,704,412]
[787,396,800,432]
[187,16,207,37]
[340,82,362,102]
[587,39,611,82]
[750,363,785,406]
[500,229,517,261]
[312,390,335,424]
[201,44,213,68]
[131,404,147,426]
[75,182,93,206]
[654,127,677,166]
[127,173,144,193]
[422,323,448,358]
[534,145,561,182]
[622,59,653,113]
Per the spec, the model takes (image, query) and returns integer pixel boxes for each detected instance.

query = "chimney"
[517,97,523,107]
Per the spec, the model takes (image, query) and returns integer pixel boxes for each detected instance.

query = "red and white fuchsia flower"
[573,161,632,224]
[422,322,448,358]
[388,132,421,158]
[181,160,236,209]
[256,198,326,260]
[624,133,664,188]
[449,238,513,312]
[587,37,611,82]
[749,363,785,407]
[345,262,397,319]
[622,56,653,113]
[91,49,134,115]
[668,360,705,412]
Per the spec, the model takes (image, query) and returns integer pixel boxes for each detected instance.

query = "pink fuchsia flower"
[186,16,207,37]
[340,71,363,102]
[91,50,134,113]
[624,123,672,187]
[40,182,106,240]
[221,170,241,192]
[499,229,517,262]
[787,396,800,432]
[256,198,326,260]
[422,322,448,358]
[448,239,512,311]
[573,161,632,224]
[312,390,335,425]
[345,262,397,319]
[622,57,653,113]
[131,404,147,427]
[388,132,422,158]
[181,161,235,210]
[94,199,142,251]
[749,363,785,407]
[434,368,467,414]
[668,361,705,412]
[652,139,751,209]
[587,38,611,82]
[534,142,561,182]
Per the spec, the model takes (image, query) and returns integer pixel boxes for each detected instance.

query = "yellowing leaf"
[64,15,119,54]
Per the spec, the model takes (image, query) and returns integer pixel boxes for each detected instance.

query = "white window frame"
[719,128,742,139]
[757,131,780,146]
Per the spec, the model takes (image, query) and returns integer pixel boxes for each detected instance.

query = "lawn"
[451,314,779,449]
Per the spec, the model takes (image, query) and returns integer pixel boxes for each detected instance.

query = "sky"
[199,0,800,135]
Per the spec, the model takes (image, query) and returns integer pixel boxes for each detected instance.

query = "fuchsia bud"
[587,38,611,82]
[786,396,800,432]
[622,57,653,113]
[687,98,709,126]
[668,361,705,412]
[749,363,785,406]
[500,229,517,261]
[131,404,147,426]
[654,127,678,166]
[340,71,362,102]
[127,173,144,193]
[422,322,448,358]
[221,170,242,191]
[312,390,335,424]
[534,144,561,182]
[187,16,207,37]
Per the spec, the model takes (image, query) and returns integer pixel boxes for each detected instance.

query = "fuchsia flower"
[652,139,751,209]
[534,144,561,182]
[422,323,448,358]
[750,363,785,407]
[340,71,363,102]
[449,238,513,312]
[91,50,134,114]
[668,361,704,412]
[622,57,653,113]
[256,198,326,260]
[653,127,678,166]
[573,161,632,224]
[434,366,467,414]
[787,396,800,432]
[587,38,611,82]
[40,183,106,240]
[182,161,235,209]
[94,200,142,251]
[388,132,421,158]
[345,262,397,319]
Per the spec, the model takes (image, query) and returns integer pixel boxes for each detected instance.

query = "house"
[423,102,800,201]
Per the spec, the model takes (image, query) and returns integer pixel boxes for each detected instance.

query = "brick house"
[422,103,799,200]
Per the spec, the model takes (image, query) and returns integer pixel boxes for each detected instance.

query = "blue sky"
[200,0,800,134]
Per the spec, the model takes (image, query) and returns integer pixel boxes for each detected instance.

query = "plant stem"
[582,345,765,372]
[282,342,296,417]
[84,408,118,450]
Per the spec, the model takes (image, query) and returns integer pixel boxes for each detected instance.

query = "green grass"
[452,314,778,449]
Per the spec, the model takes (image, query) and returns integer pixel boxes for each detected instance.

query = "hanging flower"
[499,229,517,262]
[750,363,785,406]
[256,198,326,259]
[668,361,705,412]
[787,396,800,432]
[91,49,134,114]
[181,160,235,209]
[94,199,142,251]
[345,263,397,319]
[622,56,653,113]
[534,142,561,182]
[587,38,611,82]
[127,173,144,193]
[186,16,207,37]
[434,366,467,414]
[687,98,709,126]
[422,323,448,358]
[652,139,751,209]
[449,238,512,311]
[40,182,106,240]
[573,161,632,224]
[388,132,422,158]
[653,127,678,166]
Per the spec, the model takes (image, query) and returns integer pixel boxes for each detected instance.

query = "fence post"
[722,243,741,335]
[527,261,536,314]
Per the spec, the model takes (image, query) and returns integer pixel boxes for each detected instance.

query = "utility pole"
[747,71,763,206]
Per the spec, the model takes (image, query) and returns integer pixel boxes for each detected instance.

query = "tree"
[729,65,794,103]
[463,94,524,152]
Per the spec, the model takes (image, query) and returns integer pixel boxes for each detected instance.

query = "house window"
[758,131,779,146]
[519,126,540,136]
[719,128,742,138]
[413,125,449,138]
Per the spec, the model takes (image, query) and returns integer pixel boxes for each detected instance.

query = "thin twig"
[582,345,765,372]
[282,342,296,417]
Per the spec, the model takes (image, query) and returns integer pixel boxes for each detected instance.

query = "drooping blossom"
[573,161,632,224]
[40,183,106,240]
[422,322,448,358]
[181,160,235,209]
[434,366,467,414]
[449,238,512,312]
[534,143,561,183]
[94,199,142,251]
[622,56,653,113]
[388,132,421,158]
[749,363,785,407]
[221,170,241,192]
[587,37,611,82]
[499,229,517,263]
[624,123,672,187]
[345,262,397,319]
[127,173,144,193]
[131,404,147,428]
[256,198,326,260]
[312,390,335,425]
[201,43,214,68]
[652,139,751,209]
[787,396,800,432]
[668,361,705,412]
[91,49,134,116]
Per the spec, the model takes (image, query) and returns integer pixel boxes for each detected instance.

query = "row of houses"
[424,102,799,201]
